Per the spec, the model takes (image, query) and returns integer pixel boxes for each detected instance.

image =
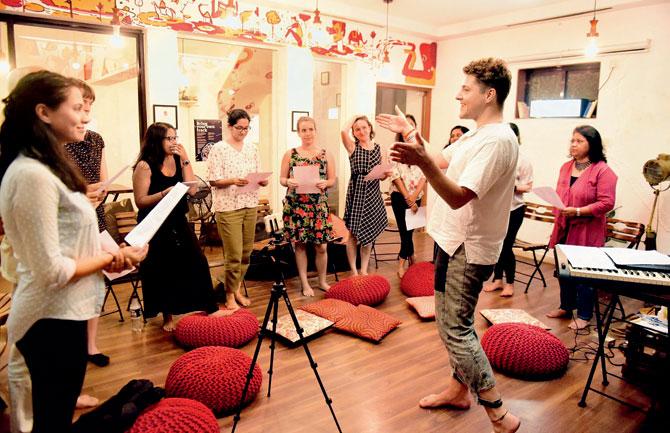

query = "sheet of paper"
[125,182,188,247]
[405,207,426,230]
[556,244,617,270]
[363,163,393,181]
[293,165,320,194]
[602,248,670,266]
[531,186,565,210]
[236,172,272,193]
[97,164,131,193]
[99,230,135,280]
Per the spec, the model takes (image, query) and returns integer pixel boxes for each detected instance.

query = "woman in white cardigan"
[0,71,146,433]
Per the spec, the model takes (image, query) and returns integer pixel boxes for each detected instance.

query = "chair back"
[606,217,645,249]
[524,202,556,224]
[116,211,138,239]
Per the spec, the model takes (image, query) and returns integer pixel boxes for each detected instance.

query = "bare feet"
[569,317,590,330]
[546,308,571,318]
[210,308,236,317]
[419,381,471,410]
[500,283,514,297]
[318,280,330,291]
[491,410,521,433]
[234,290,251,307]
[483,279,503,293]
[360,270,368,276]
[225,293,241,312]
[302,286,315,297]
[162,315,175,332]
[397,259,407,279]
[76,394,99,409]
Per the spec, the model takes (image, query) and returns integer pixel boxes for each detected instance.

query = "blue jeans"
[434,244,496,395]
[559,280,594,321]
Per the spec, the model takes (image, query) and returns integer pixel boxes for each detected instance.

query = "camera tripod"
[231,238,342,433]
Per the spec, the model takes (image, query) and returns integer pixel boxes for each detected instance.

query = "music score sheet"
[602,248,670,266]
[556,244,617,270]
[125,182,188,247]
[99,230,135,280]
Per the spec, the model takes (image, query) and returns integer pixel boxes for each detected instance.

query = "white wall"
[430,2,670,253]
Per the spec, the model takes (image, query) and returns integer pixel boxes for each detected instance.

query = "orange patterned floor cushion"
[335,305,401,343]
[299,298,357,324]
[266,310,334,345]
[406,296,435,320]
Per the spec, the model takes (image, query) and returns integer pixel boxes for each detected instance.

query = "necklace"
[575,160,591,171]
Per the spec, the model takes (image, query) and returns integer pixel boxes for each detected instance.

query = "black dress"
[137,156,218,318]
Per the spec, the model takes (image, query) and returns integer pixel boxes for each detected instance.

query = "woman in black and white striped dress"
[341,115,389,275]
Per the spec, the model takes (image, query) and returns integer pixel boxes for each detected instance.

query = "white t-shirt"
[512,152,533,211]
[428,123,518,265]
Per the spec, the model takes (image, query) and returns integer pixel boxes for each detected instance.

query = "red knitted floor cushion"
[481,323,569,380]
[325,275,390,306]
[174,309,259,348]
[165,346,262,415]
[400,262,435,297]
[128,398,219,433]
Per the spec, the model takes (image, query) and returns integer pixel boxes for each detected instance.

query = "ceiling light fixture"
[584,0,599,58]
[109,2,123,48]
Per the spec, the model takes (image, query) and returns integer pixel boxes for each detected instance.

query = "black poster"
[194,119,222,161]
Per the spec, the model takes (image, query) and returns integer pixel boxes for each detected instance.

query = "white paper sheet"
[556,244,617,270]
[405,207,426,230]
[99,230,135,280]
[97,164,131,193]
[236,172,272,193]
[125,182,188,247]
[602,248,670,266]
[363,163,393,181]
[293,165,320,194]
[531,186,566,210]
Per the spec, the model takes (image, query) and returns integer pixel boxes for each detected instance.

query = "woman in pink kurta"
[546,125,617,330]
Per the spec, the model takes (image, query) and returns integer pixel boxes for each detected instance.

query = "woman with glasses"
[207,109,268,312]
[133,122,223,331]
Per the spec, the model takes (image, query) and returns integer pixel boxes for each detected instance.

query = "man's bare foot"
[302,286,315,297]
[569,317,590,330]
[76,394,99,409]
[500,283,514,297]
[162,317,176,332]
[491,410,521,433]
[234,290,251,307]
[318,280,330,291]
[225,293,240,311]
[419,382,471,410]
[483,279,503,293]
[546,308,571,318]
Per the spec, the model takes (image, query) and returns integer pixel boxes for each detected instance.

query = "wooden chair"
[372,193,401,268]
[513,202,556,293]
[606,217,645,249]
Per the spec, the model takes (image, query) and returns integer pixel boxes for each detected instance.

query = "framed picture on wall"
[153,104,178,129]
[320,71,330,85]
[291,111,309,131]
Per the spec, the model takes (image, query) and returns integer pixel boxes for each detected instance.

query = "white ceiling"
[269,0,664,39]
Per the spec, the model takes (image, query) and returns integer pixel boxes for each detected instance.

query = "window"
[516,63,600,119]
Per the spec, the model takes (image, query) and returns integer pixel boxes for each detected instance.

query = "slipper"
[88,353,110,367]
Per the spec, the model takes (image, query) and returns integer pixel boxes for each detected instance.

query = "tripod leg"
[267,285,280,398]
[231,287,280,433]
[281,289,343,433]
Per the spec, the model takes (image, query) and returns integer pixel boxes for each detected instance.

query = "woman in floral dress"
[280,117,335,296]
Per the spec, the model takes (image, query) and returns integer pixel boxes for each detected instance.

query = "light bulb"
[0,59,10,74]
[110,25,123,48]
[71,61,81,70]
[584,36,599,58]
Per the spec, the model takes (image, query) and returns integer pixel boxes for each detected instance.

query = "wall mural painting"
[1,0,437,86]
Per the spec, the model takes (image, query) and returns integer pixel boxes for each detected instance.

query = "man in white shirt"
[377,58,520,433]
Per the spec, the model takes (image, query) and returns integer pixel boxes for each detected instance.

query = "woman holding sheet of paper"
[341,115,390,275]
[389,114,426,278]
[546,125,617,330]
[280,116,335,296]
[133,122,221,332]
[207,109,268,311]
[0,71,146,432]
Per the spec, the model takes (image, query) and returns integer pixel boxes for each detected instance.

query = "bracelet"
[402,128,417,142]
[576,207,581,217]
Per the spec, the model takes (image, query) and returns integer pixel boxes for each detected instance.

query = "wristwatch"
[182,159,191,166]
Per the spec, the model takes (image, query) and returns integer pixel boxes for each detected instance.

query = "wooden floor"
[1,231,656,432]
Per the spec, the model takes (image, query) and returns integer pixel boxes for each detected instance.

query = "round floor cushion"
[325,275,390,306]
[400,262,435,297]
[174,308,259,348]
[481,323,569,380]
[128,398,219,433]
[165,346,263,415]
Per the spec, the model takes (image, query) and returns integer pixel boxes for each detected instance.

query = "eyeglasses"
[164,136,178,142]
[232,125,250,132]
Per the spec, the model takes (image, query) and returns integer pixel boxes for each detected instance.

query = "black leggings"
[390,191,421,260]
[16,318,88,433]
[493,205,526,284]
